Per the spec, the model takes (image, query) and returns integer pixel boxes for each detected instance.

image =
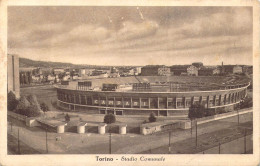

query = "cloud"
[115,20,159,41]
[179,8,252,38]
[8,6,252,66]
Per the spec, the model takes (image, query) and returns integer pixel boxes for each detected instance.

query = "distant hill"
[19,57,142,69]
[19,57,89,69]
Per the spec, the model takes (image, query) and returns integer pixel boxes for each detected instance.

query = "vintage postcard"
[0,0,259,165]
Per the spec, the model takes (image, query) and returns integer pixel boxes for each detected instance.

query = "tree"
[40,102,49,113]
[16,96,30,112]
[188,103,206,120]
[28,72,32,84]
[24,73,29,84]
[239,97,253,109]
[27,95,41,112]
[19,73,24,85]
[104,113,116,124]
[65,113,70,122]
[148,112,157,122]
[25,105,41,117]
[15,96,42,117]
[7,91,19,111]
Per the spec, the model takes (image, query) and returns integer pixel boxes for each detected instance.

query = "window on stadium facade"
[80,95,86,105]
[159,98,167,109]
[176,98,184,108]
[141,98,149,108]
[193,96,200,105]
[167,98,176,109]
[209,96,214,107]
[150,98,158,108]
[185,97,192,108]
[132,98,140,108]
[115,98,123,107]
[123,98,131,108]
[215,95,220,106]
[87,96,92,105]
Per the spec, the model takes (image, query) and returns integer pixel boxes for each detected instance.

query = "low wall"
[8,111,27,122]
[180,108,252,129]
[140,121,180,135]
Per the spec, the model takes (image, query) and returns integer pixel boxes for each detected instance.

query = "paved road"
[7,111,252,154]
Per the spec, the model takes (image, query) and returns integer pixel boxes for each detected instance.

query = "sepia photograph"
[1,0,259,165]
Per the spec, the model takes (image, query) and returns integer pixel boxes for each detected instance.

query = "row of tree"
[19,72,33,85]
[8,91,49,117]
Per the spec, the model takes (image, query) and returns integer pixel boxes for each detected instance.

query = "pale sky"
[8,6,253,66]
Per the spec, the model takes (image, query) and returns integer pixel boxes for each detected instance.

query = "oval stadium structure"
[55,75,250,117]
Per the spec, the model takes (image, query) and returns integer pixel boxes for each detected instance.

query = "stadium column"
[224,94,226,105]
[148,98,151,109]
[214,95,216,106]
[73,94,76,110]
[199,96,202,105]
[130,97,133,108]
[106,96,108,107]
[175,98,177,109]
[85,95,87,105]
[166,97,168,109]
[91,96,94,106]
[183,97,186,108]
[206,96,209,108]
[139,97,142,108]
[98,95,101,106]
[157,97,160,109]
[113,97,116,107]
[122,97,124,108]
[191,96,194,106]
[79,94,81,104]
[219,95,222,106]
[73,94,76,104]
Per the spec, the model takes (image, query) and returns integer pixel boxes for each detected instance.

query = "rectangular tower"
[7,54,20,98]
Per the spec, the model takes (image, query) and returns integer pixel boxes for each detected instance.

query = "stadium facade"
[55,76,250,117]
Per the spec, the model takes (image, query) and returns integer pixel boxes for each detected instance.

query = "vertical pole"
[190,120,192,138]
[218,142,221,154]
[168,132,171,153]
[46,128,48,153]
[244,129,247,154]
[17,128,20,154]
[195,120,198,147]
[237,109,240,125]
[109,132,112,154]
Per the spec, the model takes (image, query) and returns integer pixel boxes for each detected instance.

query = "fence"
[198,134,253,154]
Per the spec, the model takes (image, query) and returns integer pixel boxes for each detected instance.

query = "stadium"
[55,75,250,117]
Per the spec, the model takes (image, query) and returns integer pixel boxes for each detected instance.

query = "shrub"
[239,97,253,109]
[216,107,226,114]
[148,112,156,122]
[7,91,19,111]
[188,103,206,120]
[65,113,70,122]
[16,105,41,117]
[205,109,216,117]
[40,102,49,112]
[26,105,42,117]
[104,113,116,124]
